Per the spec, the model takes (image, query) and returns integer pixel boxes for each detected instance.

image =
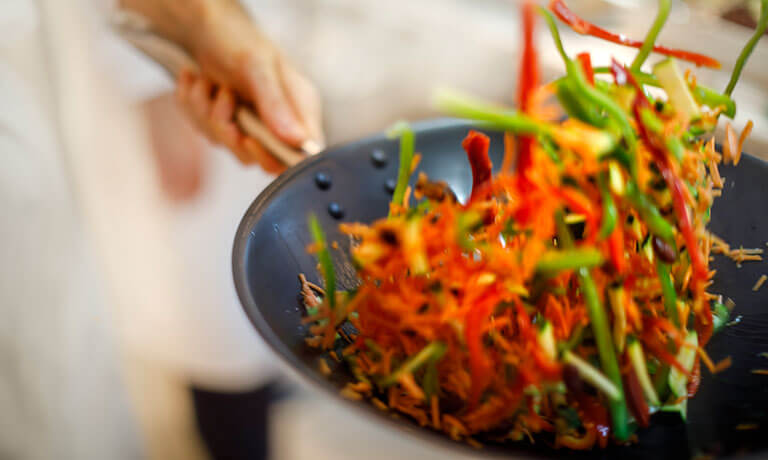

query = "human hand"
[176,70,286,173]
[120,0,323,170]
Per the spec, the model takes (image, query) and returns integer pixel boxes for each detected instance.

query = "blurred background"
[1,0,766,459]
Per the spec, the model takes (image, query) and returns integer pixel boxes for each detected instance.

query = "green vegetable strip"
[578,269,630,440]
[563,351,621,401]
[536,248,605,272]
[387,121,416,216]
[381,341,447,386]
[691,85,736,118]
[308,214,337,309]
[556,213,629,440]
[711,301,731,335]
[423,360,440,399]
[433,89,548,136]
[725,0,768,96]
[639,108,684,163]
[539,8,638,177]
[625,181,675,243]
[598,173,617,239]
[656,260,679,327]
[631,0,672,72]
[556,78,608,128]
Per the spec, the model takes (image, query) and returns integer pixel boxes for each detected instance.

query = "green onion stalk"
[556,212,629,440]
[388,121,416,218]
[725,0,768,97]
[308,214,337,310]
[631,0,672,72]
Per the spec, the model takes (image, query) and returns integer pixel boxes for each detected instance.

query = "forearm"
[118,0,247,52]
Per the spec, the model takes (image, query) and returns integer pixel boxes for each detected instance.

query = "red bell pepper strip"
[462,130,493,203]
[660,166,708,283]
[550,0,721,69]
[576,52,595,86]
[624,367,650,428]
[517,2,540,181]
[518,2,540,112]
[608,226,625,274]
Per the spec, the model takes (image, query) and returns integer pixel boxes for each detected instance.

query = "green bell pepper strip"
[598,172,617,240]
[387,121,416,217]
[624,181,675,244]
[725,0,768,97]
[656,260,679,327]
[308,214,337,310]
[381,341,447,387]
[631,0,671,72]
[535,248,605,272]
[556,212,629,440]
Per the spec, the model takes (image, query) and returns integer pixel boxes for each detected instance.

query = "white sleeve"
[93,0,174,101]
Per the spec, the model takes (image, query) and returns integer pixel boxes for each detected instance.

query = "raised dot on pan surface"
[384,178,396,195]
[371,149,388,168]
[328,202,345,219]
[314,172,332,190]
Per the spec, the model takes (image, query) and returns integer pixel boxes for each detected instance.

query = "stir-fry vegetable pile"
[301,0,767,449]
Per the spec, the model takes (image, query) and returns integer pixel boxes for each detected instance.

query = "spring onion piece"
[669,331,698,398]
[556,212,629,440]
[657,261,679,327]
[631,0,672,72]
[381,341,447,387]
[308,214,336,309]
[535,248,605,273]
[433,89,547,136]
[725,0,768,97]
[598,173,618,240]
[387,121,416,216]
[627,337,661,406]
[563,351,621,401]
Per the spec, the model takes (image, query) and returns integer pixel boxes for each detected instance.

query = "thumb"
[242,57,308,148]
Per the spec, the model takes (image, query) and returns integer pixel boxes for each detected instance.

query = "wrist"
[118,0,217,52]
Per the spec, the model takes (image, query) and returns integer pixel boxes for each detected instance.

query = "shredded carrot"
[297,1,748,450]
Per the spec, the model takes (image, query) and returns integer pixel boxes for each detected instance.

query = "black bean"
[652,235,677,263]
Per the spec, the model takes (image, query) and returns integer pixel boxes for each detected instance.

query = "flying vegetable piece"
[631,0,671,71]
[556,212,629,440]
[549,0,721,68]
[387,121,416,217]
[725,0,768,96]
[462,130,493,203]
